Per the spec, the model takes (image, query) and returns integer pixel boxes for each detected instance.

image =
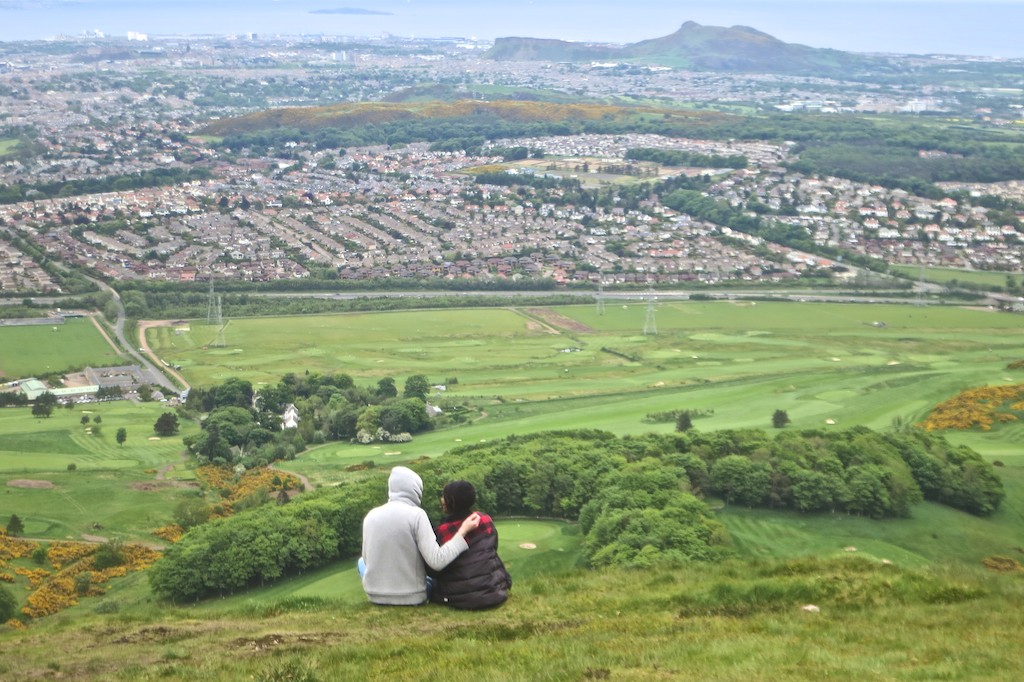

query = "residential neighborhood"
[0,34,1022,296]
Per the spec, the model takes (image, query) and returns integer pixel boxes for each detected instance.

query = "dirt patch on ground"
[525,320,550,333]
[232,632,342,653]
[113,625,187,645]
[523,308,593,333]
[63,371,93,388]
[7,479,54,489]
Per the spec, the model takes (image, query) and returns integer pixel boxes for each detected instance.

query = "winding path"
[84,275,180,392]
[270,464,314,493]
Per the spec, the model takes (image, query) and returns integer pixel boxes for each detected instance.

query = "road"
[246,287,965,306]
[84,276,181,393]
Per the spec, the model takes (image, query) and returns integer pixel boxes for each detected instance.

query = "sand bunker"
[7,479,54,489]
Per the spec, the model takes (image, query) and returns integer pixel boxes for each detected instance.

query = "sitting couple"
[359,466,511,609]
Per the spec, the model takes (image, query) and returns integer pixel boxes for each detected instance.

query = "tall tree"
[154,412,180,436]
[6,513,25,536]
[116,427,127,447]
[32,391,57,418]
[376,377,397,399]
[403,374,430,400]
[772,409,791,428]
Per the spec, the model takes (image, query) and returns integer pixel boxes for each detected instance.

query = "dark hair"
[442,480,476,518]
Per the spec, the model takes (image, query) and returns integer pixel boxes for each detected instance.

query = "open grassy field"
[0,317,121,379]
[719,469,1024,569]
[146,301,1024,482]
[0,138,18,156]
[0,401,198,543]
[890,263,1023,289]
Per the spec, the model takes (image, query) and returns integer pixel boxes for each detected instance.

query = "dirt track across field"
[522,308,593,333]
[137,320,191,391]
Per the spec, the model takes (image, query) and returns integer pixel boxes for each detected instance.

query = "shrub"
[92,542,126,571]
[0,584,16,621]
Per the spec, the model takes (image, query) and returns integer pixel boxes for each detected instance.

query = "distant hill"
[485,21,891,77]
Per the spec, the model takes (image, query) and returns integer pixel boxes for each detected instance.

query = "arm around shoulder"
[415,511,469,571]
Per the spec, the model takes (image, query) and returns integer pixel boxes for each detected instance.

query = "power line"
[643,287,658,335]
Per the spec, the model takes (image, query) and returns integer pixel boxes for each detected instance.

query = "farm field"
[144,301,1024,483]
[890,264,1023,289]
[0,401,198,543]
[0,317,121,379]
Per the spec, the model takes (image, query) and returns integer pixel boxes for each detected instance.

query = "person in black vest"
[431,480,511,609]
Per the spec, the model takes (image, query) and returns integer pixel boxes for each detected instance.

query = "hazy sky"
[1,1,1023,58]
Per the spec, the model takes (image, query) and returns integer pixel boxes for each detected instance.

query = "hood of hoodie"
[388,466,423,506]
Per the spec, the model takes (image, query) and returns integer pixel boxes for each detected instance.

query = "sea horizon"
[0,1,1023,59]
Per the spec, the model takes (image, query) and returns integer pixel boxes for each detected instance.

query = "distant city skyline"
[1,1,1023,58]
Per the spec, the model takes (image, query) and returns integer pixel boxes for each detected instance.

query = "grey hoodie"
[360,466,469,605]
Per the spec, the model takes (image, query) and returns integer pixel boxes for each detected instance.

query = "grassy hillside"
[199,99,698,137]
[1,556,1021,681]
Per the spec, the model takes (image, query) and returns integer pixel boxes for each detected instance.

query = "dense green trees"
[625,147,747,169]
[31,392,57,418]
[150,481,380,601]
[185,373,438,467]
[148,423,1003,602]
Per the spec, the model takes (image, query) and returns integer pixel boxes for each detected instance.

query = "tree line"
[149,425,1003,601]
[0,167,211,205]
[625,147,748,169]
[179,373,442,469]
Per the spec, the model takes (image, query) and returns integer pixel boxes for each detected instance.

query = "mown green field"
[0,401,198,542]
[0,317,121,378]
[147,302,1023,483]
[891,263,1023,289]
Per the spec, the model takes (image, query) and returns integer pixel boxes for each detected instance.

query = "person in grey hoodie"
[359,466,480,605]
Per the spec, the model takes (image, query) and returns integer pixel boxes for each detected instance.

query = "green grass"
[891,264,1023,289]
[183,302,1024,485]
[2,556,1022,681]
[0,137,18,157]
[0,318,122,378]
[3,300,1023,678]
[0,401,198,543]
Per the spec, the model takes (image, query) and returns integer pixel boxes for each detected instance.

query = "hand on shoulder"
[457,512,481,537]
